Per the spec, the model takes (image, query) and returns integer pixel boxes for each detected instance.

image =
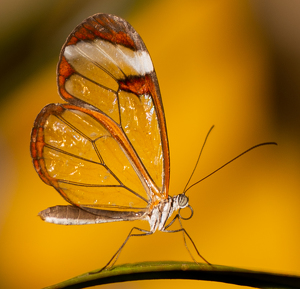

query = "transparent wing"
[31,103,150,211]
[31,14,170,213]
[57,14,169,196]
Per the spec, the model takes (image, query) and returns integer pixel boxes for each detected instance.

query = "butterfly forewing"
[58,14,169,194]
[31,13,170,215]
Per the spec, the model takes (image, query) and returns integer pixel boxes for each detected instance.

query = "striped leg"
[90,227,153,274]
[163,215,211,265]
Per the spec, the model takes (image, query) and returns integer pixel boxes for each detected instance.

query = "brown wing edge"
[30,103,75,205]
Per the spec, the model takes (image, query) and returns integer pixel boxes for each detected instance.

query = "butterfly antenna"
[183,125,215,194]
[184,141,277,194]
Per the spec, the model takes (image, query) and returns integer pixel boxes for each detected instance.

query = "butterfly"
[30,13,210,269]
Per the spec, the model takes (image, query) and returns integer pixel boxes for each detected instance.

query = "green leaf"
[43,261,300,289]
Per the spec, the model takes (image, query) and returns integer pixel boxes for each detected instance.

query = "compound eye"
[178,194,189,208]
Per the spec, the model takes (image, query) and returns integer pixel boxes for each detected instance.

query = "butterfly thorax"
[147,194,189,232]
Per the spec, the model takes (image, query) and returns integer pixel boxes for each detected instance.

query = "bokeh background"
[1,0,300,288]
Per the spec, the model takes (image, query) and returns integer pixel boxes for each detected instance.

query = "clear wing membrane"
[32,104,149,211]
[31,13,170,216]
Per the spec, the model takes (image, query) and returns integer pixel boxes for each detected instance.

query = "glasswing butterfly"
[30,13,276,270]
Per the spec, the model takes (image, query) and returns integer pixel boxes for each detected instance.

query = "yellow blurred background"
[1,0,300,288]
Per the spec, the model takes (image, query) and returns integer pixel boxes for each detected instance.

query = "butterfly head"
[177,194,189,209]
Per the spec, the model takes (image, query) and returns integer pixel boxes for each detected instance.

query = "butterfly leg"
[90,226,153,274]
[163,215,211,265]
